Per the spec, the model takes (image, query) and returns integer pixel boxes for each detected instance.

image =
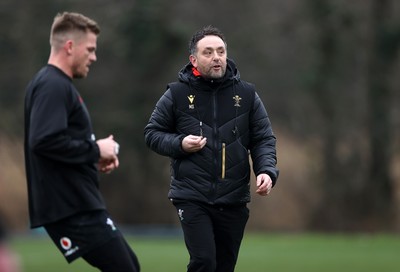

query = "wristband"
[114,143,120,155]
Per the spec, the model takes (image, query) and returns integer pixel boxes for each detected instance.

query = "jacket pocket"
[172,159,181,179]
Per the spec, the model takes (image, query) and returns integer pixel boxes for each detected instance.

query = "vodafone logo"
[60,237,72,250]
[59,237,80,257]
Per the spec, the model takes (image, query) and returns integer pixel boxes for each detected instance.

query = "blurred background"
[1,0,400,236]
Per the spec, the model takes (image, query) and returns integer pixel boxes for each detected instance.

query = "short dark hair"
[50,12,100,47]
[189,25,227,55]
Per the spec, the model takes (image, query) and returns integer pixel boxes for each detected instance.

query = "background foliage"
[1,0,400,232]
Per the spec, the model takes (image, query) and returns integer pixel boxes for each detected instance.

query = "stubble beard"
[72,65,88,79]
[207,65,226,79]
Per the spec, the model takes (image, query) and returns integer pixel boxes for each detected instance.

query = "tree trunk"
[364,0,398,230]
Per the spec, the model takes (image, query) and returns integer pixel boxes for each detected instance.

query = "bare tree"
[364,0,400,229]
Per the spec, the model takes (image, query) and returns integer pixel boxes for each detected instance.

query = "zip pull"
[199,121,203,137]
[222,142,226,179]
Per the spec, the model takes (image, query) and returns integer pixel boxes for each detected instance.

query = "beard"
[201,64,226,79]
[73,72,84,79]
[72,65,88,79]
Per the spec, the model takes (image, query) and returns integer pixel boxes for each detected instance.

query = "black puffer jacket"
[144,59,278,205]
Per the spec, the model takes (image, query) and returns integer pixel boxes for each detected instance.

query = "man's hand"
[96,135,120,173]
[256,173,273,196]
[182,135,207,153]
[98,157,119,174]
[96,135,119,159]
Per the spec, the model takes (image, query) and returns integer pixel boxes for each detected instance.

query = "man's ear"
[64,40,74,55]
[189,55,197,67]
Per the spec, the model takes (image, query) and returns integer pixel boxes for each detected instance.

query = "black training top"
[24,65,105,228]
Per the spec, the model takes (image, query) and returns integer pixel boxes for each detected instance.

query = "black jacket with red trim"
[144,59,278,205]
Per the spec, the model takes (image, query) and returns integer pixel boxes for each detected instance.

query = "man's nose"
[91,52,97,62]
[212,52,220,61]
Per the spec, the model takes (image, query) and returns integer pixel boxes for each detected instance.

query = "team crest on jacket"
[233,95,242,107]
[188,95,195,109]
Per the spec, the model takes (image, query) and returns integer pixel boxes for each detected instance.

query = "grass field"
[9,232,400,271]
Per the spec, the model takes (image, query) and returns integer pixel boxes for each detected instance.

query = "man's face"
[190,35,227,79]
[71,32,97,78]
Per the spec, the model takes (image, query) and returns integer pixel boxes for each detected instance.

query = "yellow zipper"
[222,143,226,179]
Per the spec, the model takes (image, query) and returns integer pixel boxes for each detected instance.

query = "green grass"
[9,232,400,271]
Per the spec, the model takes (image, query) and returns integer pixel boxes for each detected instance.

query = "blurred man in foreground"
[24,12,140,271]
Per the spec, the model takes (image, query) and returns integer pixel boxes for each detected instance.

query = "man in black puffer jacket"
[144,25,279,272]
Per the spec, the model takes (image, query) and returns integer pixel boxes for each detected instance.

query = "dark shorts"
[44,210,121,263]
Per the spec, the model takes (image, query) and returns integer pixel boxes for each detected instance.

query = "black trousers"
[173,200,249,272]
[82,235,140,272]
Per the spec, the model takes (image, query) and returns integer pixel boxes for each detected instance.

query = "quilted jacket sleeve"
[144,88,188,159]
[249,91,279,185]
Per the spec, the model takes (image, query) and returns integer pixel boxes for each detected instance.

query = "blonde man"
[24,12,140,271]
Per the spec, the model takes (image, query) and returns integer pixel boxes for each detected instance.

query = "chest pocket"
[168,82,205,137]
